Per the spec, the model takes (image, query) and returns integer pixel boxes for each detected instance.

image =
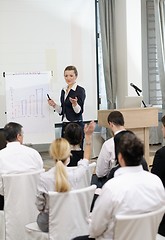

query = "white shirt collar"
[63,82,77,92]
[6,141,21,148]
[114,165,143,177]
[114,129,126,135]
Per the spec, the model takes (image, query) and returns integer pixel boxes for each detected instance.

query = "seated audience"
[73,132,165,240]
[92,112,148,189]
[64,122,84,166]
[36,121,96,232]
[151,115,165,237]
[0,122,43,210]
[90,130,149,211]
[107,130,148,179]
[95,111,125,179]
[0,129,6,210]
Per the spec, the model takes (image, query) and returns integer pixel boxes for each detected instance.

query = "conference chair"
[2,169,44,240]
[25,184,97,240]
[0,210,5,240]
[156,234,165,240]
[68,162,96,188]
[113,206,165,240]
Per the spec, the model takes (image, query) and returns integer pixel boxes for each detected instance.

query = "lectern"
[98,108,158,166]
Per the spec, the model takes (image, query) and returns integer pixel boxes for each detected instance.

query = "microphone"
[130,83,142,93]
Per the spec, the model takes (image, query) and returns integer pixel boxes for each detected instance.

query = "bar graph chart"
[5,72,55,144]
[9,86,45,119]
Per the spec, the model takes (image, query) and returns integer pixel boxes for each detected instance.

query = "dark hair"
[117,131,144,166]
[107,111,124,126]
[161,115,165,127]
[64,66,78,77]
[64,123,82,145]
[0,129,7,150]
[4,122,23,142]
[114,130,129,162]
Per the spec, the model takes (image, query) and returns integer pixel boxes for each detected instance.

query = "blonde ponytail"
[49,138,71,192]
[55,161,70,192]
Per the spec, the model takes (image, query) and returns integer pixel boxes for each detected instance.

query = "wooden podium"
[98,108,158,166]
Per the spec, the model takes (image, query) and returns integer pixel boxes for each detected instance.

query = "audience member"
[64,122,84,166]
[151,115,165,237]
[0,129,6,150]
[107,130,148,179]
[96,111,125,179]
[0,129,6,210]
[90,130,148,212]
[0,122,43,210]
[35,121,96,232]
[92,112,148,190]
[73,132,165,240]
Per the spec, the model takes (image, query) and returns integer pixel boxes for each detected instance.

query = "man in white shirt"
[73,132,165,240]
[96,110,125,178]
[0,122,43,209]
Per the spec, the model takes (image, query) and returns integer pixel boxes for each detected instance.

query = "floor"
[41,144,162,171]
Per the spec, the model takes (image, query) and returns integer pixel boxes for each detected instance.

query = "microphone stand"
[135,89,147,108]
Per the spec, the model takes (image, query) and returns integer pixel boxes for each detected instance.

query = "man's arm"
[89,184,113,238]
[96,138,115,177]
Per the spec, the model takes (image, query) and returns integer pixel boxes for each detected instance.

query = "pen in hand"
[47,94,51,100]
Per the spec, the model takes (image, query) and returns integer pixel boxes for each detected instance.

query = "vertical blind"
[146,0,162,106]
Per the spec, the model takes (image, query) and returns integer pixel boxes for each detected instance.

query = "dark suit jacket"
[151,146,165,188]
[151,146,165,236]
[60,85,86,121]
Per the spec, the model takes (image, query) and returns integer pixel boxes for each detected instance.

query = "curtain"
[154,0,165,114]
[98,0,117,109]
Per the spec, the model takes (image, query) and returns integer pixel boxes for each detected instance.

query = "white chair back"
[0,210,5,240]
[2,169,44,240]
[25,184,97,240]
[114,206,165,240]
[156,234,165,240]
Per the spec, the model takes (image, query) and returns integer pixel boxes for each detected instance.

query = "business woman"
[48,65,86,140]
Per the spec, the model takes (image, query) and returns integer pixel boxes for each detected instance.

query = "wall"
[0,0,98,146]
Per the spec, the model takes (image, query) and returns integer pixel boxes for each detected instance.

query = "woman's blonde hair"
[49,138,71,192]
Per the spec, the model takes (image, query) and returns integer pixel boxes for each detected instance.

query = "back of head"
[64,123,82,145]
[4,122,22,142]
[114,130,128,162]
[49,138,71,192]
[117,131,144,166]
[50,138,71,161]
[107,111,124,126]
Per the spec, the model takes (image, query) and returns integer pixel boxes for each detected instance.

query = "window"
[147,0,162,106]
[96,1,107,110]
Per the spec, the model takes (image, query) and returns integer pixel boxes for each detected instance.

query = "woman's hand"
[84,121,96,136]
[69,97,78,107]
[48,99,56,108]
[83,121,96,160]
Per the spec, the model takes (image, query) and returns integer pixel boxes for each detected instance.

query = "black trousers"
[0,194,4,210]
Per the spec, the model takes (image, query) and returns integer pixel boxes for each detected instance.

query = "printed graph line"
[8,87,46,119]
